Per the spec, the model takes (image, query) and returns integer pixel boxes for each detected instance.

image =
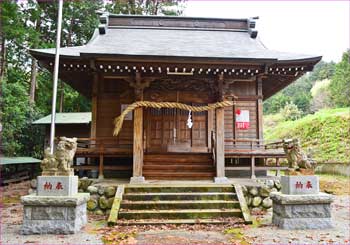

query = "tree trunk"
[0,9,5,83]
[29,18,40,105]
[59,81,64,112]
[29,58,37,104]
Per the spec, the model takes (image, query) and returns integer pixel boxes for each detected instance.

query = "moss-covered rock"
[246,196,252,206]
[262,197,272,208]
[79,178,93,191]
[252,196,262,207]
[249,187,258,196]
[95,209,105,215]
[274,180,281,190]
[259,186,270,197]
[30,179,37,189]
[104,186,116,197]
[87,199,98,211]
[87,185,98,194]
[97,186,105,195]
[99,196,109,209]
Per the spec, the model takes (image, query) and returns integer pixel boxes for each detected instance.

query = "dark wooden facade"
[31,14,321,182]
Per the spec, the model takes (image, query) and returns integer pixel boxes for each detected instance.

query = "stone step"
[124,185,234,193]
[122,192,237,201]
[121,200,240,210]
[118,208,243,220]
[115,218,245,225]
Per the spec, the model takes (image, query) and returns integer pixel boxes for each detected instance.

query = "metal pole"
[49,0,63,154]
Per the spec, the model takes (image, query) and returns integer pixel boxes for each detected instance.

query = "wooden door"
[146,106,208,153]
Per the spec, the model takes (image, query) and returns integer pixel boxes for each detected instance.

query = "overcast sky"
[183,1,349,62]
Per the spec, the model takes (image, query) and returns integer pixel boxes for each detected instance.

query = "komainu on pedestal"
[21,137,89,235]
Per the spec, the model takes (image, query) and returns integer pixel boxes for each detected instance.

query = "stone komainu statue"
[283,138,317,170]
[41,137,77,176]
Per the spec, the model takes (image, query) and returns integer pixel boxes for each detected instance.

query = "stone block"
[214,177,230,184]
[37,176,78,196]
[281,175,319,195]
[21,193,89,235]
[270,192,334,205]
[130,176,146,184]
[272,215,333,230]
[273,203,331,218]
[270,191,333,230]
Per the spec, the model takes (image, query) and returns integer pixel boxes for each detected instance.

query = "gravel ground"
[243,195,350,245]
[1,181,349,245]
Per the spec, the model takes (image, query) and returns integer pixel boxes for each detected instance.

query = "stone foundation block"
[21,193,89,235]
[270,192,334,230]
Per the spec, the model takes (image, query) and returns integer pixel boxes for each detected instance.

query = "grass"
[264,108,350,164]
[318,174,350,195]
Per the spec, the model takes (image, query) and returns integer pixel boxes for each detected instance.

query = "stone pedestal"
[270,191,334,230]
[21,193,89,235]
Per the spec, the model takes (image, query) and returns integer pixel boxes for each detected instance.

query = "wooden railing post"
[251,156,256,179]
[98,141,104,179]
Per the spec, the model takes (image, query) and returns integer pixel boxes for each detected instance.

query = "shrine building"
[30,14,321,183]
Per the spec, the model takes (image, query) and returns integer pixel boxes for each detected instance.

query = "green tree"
[329,51,350,107]
[106,0,185,16]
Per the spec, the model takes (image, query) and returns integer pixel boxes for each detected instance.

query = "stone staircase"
[110,184,248,225]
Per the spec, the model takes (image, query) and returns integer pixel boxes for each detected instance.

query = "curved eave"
[29,49,321,66]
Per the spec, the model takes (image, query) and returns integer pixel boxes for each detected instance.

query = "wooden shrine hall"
[30,14,321,183]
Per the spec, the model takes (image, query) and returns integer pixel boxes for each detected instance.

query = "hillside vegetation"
[264,108,350,164]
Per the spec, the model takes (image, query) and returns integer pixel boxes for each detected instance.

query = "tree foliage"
[329,51,350,107]
[263,60,337,115]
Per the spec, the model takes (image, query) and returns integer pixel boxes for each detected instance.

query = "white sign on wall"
[121,104,133,120]
[235,109,250,130]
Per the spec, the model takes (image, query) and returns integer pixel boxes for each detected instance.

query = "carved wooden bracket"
[124,72,154,99]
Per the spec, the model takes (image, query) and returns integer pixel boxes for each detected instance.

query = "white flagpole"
[49,0,64,154]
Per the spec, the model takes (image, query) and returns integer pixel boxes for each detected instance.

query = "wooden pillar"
[251,156,256,179]
[257,77,263,146]
[130,72,146,183]
[90,72,98,140]
[207,105,214,151]
[91,72,103,178]
[133,107,143,178]
[215,107,225,178]
[214,74,228,183]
